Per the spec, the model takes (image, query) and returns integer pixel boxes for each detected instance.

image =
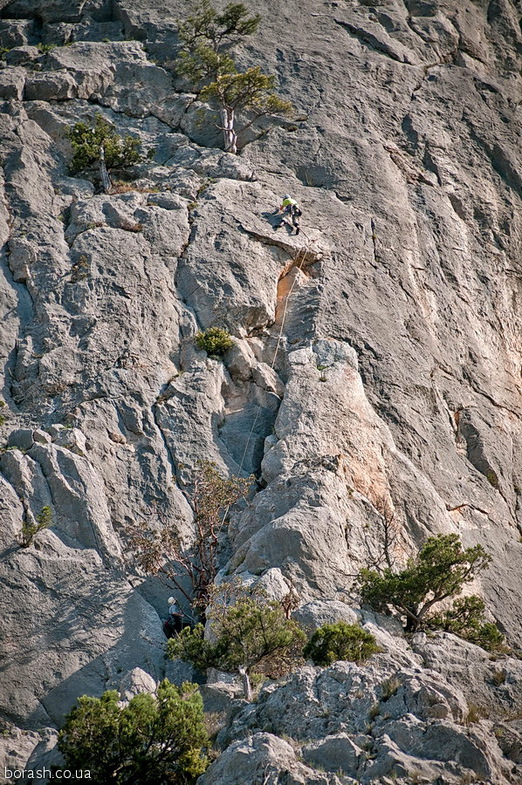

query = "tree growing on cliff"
[177,0,293,153]
[58,680,208,784]
[358,534,495,636]
[129,461,251,614]
[20,504,53,548]
[67,114,141,192]
[168,583,306,700]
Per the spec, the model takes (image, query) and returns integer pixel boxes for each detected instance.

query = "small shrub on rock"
[168,585,306,699]
[303,621,380,666]
[427,595,505,653]
[58,680,208,784]
[67,113,141,175]
[21,505,53,548]
[195,327,234,356]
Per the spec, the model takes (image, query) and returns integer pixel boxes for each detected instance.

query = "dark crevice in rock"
[333,17,407,63]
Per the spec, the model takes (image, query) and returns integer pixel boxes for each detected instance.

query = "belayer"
[275,194,302,235]
[163,597,184,638]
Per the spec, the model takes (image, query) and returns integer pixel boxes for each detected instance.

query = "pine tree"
[177,1,293,153]
[168,584,305,699]
[359,533,493,633]
[58,680,208,784]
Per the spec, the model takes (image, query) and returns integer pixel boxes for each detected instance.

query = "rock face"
[214,632,522,784]
[0,0,521,782]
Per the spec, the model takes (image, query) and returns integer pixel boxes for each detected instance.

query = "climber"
[163,597,184,638]
[274,194,302,235]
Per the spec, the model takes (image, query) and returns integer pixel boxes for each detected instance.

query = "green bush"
[58,680,208,784]
[195,327,234,356]
[427,595,505,653]
[37,42,56,53]
[67,113,141,174]
[303,621,380,666]
[359,534,492,632]
[168,624,217,671]
[168,589,306,698]
[21,505,53,548]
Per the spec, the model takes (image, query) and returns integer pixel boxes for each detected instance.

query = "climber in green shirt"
[275,194,302,235]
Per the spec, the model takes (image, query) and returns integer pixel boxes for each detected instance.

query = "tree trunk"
[238,666,252,701]
[99,144,112,194]
[404,612,420,633]
[221,106,237,154]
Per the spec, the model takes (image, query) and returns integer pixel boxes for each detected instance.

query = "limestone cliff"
[0,0,522,783]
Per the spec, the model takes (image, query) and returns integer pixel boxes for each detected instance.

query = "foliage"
[168,624,217,670]
[303,621,379,666]
[58,680,208,785]
[37,43,56,53]
[195,327,234,356]
[176,1,293,152]
[0,399,6,427]
[168,584,306,697]
[181,0,261,43]
[21,505,53,548]
[71,254,90,282]
[427,595,505,653]
[177,1,261,82]
[67,114,141,175]
[129,461,251,612]
[199,65,293,127]
[359,534,493,633]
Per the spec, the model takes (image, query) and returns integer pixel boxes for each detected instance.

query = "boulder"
[0,67,25,100]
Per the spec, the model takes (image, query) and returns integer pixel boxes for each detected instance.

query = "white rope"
[236,236,318,476]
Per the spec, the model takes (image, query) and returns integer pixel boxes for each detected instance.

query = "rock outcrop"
[0,0,521,783]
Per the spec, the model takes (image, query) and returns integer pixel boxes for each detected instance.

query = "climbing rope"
[214,236,320,540]
[236,235,320,476]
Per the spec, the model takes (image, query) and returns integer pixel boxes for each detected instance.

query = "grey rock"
[32,429,52,445]
[0,726,60,785]
[231,566,293,602]
[494,720,522,765]
[25,72,78,101]
[413,632,522,721]
[313,338,358,370]
[3,0,112,25]
[0,0,521,781]
[220,645,517,783]
[118,667,156,701]
[146,192,186,211]
[5,46,40,66]
[198,732,342,785]
[0,19,35,48]
[0,67,25,100]
[294,600,360,632]
[302,733,363,774]
[7,427,37,451]
[252,363,284,398]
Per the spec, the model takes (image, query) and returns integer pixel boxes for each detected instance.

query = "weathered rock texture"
[0,0,521,783]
